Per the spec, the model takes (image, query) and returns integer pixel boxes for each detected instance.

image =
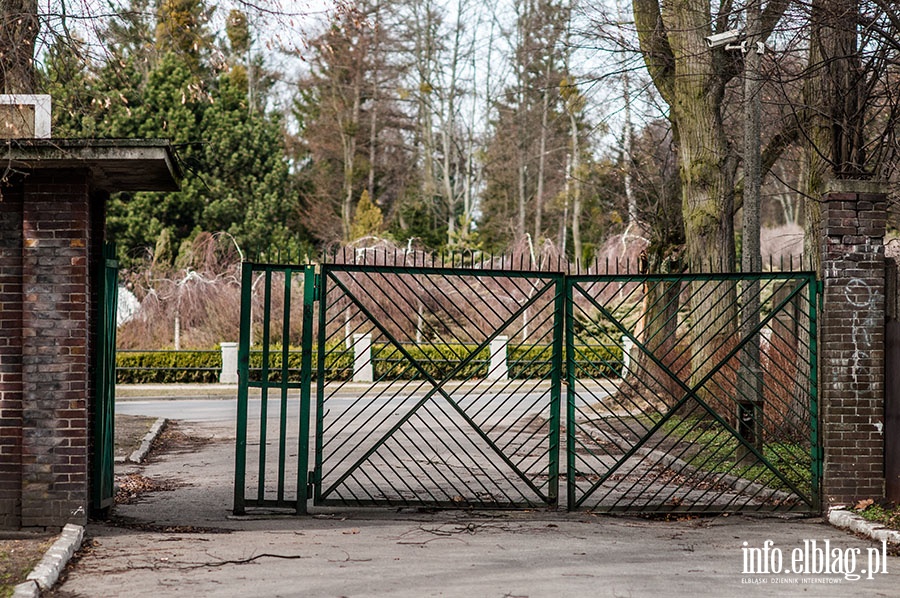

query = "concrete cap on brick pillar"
[825,179,888,197]
[1,139,181,192]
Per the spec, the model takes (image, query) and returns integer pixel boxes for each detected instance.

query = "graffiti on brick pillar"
[845,278,875,389]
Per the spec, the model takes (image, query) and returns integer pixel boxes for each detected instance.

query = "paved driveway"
[53,411,899,597]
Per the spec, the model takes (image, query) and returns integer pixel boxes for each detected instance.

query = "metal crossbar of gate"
[234,261,820,515]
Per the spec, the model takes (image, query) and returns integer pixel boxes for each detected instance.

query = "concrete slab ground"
[51,416,900,598]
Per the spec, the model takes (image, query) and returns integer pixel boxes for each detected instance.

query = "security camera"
[705,29,744,49]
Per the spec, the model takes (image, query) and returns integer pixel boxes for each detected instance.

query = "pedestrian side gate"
[234,259,820,515]
[91,242,119,515]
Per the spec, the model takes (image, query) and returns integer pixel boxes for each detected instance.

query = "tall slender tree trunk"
[413,0,438,209]
[440,0,468,246]
[802,0,863,272]
[339,90,360,241]
[512,0,532,242]
[368,87,377,198]
[559,153,569,253]
[533,64,550,242]
[622,71,636,224]
[616,0,636,224]
[568,110,582,267]
[516,153,527,240]
[367,2,381,198]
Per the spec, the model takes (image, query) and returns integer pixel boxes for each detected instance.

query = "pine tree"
[38,0,310,266]
[350,190,384,240]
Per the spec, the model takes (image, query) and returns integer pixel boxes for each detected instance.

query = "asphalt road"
[59,413,900,598]
[115,379,613,422]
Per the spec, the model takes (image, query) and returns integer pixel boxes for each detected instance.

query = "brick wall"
[0,182,24,528]
[0,170,96,529]
[820,182,888,506]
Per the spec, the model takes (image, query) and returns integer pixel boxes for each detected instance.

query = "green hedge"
[509,344,622,379]
[246,346,350,382]
[116,343,624,384]
[373,343,489,380]
[116,351,221,384]
[251,343,622,382]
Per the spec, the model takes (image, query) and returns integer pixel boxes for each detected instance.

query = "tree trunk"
[662,5,738,408]
[0,0,38,93]
[413,0,438,209]
[568,110,582,268]
[802,0,863,273]
[636,123,684,407]
[534,65,550,242]
[516,149,527,240]
[441,0,467,246]
[368,2,380,198]
[340,89,360,242]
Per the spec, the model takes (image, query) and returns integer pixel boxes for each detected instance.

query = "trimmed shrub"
[116,342,624,384]
[116,350,221,383]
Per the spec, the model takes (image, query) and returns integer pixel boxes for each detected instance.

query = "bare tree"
[0,0,39,93]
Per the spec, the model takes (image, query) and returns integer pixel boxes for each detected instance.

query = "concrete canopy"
[1,138,182,192]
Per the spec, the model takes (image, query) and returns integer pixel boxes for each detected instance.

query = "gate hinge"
[307,471,316,497]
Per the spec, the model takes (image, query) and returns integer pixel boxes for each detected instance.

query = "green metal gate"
[566,272,820,513]
[234,258,820,515]
[91,242,118,514]
[233,264,314,514]
[313,263,564,508]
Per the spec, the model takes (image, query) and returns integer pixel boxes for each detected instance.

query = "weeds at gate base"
[654,415,812,497]
[853,500,900,532]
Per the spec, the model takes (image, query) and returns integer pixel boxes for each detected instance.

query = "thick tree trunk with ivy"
[633,0,739,402]
[0,0,38,93]
[632,0,792,410]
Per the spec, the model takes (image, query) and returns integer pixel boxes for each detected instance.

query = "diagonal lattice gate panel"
[234,260,821,515]
[566,273,820,513]
[314,265,564,508]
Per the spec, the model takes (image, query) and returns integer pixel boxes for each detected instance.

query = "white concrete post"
[621,336,634,378]
[488,336,509,381]
[353,333,373,382]
[0,94,52,138]
[220,342,238,384]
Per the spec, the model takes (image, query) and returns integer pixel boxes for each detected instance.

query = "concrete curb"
[11,580,38,598]
[129,417,168,464]
[12,524,84,597]
[829,507,900,546]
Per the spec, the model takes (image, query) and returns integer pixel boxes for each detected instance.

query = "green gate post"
[313,266,328,505]
[548,275,565,507]
[233,262,253,515]
[564,279,576,511]
[296,265,317,514]
[809,277,822,511]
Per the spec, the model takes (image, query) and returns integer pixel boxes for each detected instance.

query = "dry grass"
[0,536,54,597]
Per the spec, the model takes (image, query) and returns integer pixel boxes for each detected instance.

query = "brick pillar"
[19,170,94,527]
[0,170,98,529]
[820,180,888,506]
[0,140,177,530]
[0,182,24,528]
